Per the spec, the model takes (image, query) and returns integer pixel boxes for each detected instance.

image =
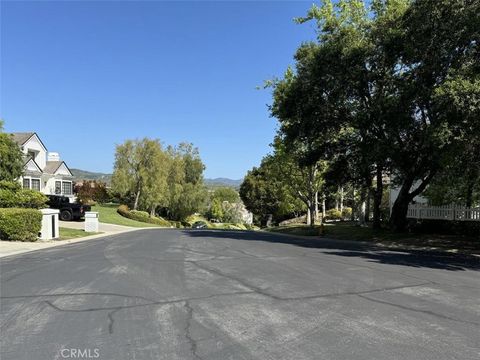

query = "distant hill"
[204,178,243,189]
[70,169,112,184]
[71,169,242,189]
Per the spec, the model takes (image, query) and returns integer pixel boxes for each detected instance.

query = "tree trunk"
[315,192,319,222]
[133,190,141,210]
[372,166,383,229]
[306,206,312,226]
[322,194,326,218]
[335,187,339,211]
[365,189,371,223]
[389,171,435,232]
[389,184,412,232]
[339,187,344,213]
[351,188,356,221]
[358,187,367,227]
[150,206,156,217]
[309,200,316,227]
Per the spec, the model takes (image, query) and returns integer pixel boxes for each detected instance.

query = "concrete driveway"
[59,220,136,233]
[1,229,479,360]
[0,222,139,258]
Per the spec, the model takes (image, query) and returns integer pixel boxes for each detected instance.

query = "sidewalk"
[59,220,136,233]
[0,221,152,258]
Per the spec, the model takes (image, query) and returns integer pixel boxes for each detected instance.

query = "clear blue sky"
[1,1,316,179]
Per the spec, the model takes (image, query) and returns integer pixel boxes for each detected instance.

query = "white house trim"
[10,132,75,201]
[24,158,43,175]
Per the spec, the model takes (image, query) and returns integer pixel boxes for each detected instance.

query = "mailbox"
[40,209,60,240]
[85,211,99,232]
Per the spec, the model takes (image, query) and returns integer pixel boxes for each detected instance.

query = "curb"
[0,226,167,259]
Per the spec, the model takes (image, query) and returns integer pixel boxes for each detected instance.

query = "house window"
[55,181,62,194]
[23,178,31,189]
[31,179,41,191]
[62,181,72,195]
[27,150,36,160]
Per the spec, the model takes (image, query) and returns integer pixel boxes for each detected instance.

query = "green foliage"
[220,202,244,223]
[112,138,168,211]
[91,204,159,228]
[162,144,208,221]
[117,205,171,227]
[208,198,224,220]
[268,0,480,231]
[74,180,110,205]
[112,138,208,220]
[325,209,342,221]
[341,207,352,219]
[0,180,20,191]
[184,214,212,228]
[212,187,239,203]
[0,123,24,181]
[0,181,48,209]
[0,208,42,241]
[240,156,306,226]
[206,187,246,223]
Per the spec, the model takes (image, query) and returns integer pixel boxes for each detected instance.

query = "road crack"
[183,301,204,360]
[357,294,480,327]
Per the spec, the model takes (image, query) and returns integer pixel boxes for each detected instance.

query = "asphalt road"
[1,229,479,360]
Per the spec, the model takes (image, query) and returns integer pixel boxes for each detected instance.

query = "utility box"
[85,212,99,232]
[39,209,60,240]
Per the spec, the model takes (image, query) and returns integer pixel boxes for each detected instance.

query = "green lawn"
[59,227,99,240]
[267,222,480,253]
[91,204,161,228]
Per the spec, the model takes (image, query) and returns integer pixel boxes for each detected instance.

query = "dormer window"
[27,150,36,160]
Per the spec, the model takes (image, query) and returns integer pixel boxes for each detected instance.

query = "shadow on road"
[182,230,480,272]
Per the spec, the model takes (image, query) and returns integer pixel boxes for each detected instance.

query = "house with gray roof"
[10,132,74,200]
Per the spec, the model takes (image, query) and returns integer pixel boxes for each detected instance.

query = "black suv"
[46,195,91,221]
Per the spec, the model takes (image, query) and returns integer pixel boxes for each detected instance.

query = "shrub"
[325,209,342,221]
[74,180,110,204]
[171,221,183,228]
[129,210,150,219]
[279,215,307,226]
[0,208,42,241]
[0,181,47,209]
[117,205,171,226]
[0,180,21,191]
[341,207,352,220]
[410,219,480,238]
[184,215,214,228]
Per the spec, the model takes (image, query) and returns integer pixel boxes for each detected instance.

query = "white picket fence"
[407,204,480,221]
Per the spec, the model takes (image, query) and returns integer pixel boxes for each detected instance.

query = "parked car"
[46,195,91,221]
[192,221,207,229]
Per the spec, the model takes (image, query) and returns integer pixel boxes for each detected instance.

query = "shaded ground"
[1,229,479,360]
[267,222,480,254]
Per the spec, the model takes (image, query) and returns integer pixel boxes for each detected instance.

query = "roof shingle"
[9,132,35,145]
[43,161,63,175]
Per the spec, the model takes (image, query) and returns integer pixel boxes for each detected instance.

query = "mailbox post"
[39,209,60,240]
[85,211,99,232]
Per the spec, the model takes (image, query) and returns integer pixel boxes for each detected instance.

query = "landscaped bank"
[267,222,480,254]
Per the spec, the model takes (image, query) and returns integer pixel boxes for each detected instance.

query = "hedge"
[0,181,48,209]
[0,208,42,241]
[117,205,172,226]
